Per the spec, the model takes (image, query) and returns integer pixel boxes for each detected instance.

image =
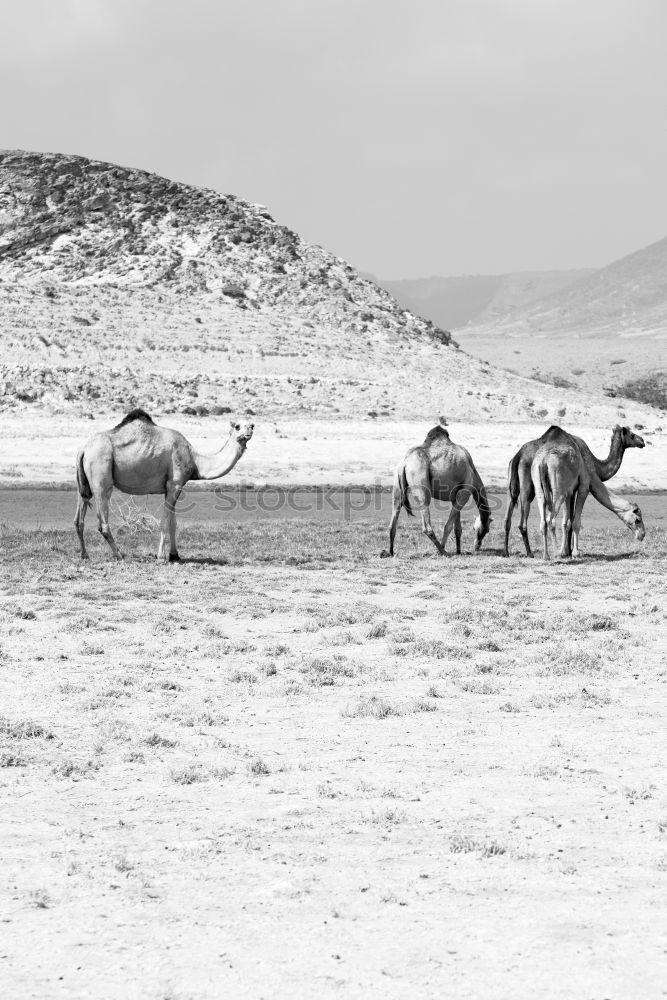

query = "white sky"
[2,0,666,278]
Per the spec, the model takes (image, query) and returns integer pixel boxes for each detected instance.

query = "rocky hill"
[0,150,658,424]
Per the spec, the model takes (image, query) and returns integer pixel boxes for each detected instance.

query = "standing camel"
[385,421,492,557]
[75,409,254,561]
[532,427,645,559]
[503,424,645,556]
[532,430,590,559]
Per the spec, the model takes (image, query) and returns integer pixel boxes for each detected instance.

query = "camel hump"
[423,424,450,446]
[540,424,570,444]
[113,408,155,430]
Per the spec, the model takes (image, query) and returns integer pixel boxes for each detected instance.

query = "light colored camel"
[504,424,645,556]
[532,428,646,559]
[532,432,590,559]
[75,409,254,561]
[385,421,492,557]
[576,478,646,552]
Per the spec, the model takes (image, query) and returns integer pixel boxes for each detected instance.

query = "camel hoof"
[169,553,181,563]
[80,553,89,561]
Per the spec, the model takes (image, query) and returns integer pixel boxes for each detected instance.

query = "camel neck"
[593,428,624,481]
[589,477,633,522]
[193,438,245,481]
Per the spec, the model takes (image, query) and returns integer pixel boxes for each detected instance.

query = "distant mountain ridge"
[0,150,657,424]
[373,237,667,402]
[464,234,667,339]
[371,269,593,330]
[454,236,667,399]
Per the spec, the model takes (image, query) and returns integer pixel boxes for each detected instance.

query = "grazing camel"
[571,478,646,554]
[75,409,254,561]
[385,421,492,557]
[532,427,646,559]
[532,430,590,559]
[503,424,645,556]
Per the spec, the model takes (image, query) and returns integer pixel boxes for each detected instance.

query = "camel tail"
[76,452,92,501]
[507,453,521,502]
[469,458,491,517]
[396,464,413,517]
[539,463,552,515]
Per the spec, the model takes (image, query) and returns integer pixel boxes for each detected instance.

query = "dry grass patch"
[342,695,438,719]
[301,654,357,686]
[366,620,388,639]
[0,716,52,740]
[145,732,178,749]
[449,834,507,857]
[248,757,271,776]
[169,763,207,785]
[544,648,605,676]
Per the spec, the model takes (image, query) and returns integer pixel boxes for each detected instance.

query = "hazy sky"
[2,0,666,278]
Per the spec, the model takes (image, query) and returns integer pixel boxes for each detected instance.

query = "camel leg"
[518,497,534,558]
[74,496,90,560]
[157,509,167,562]
[558,501,570,559]
[559,510,571,558]
[441,503,461,555]
[571,490,586,558]
[537,499,550,560]
[157,484,182,562]
[157,491,173,562]
[421,505,445,556]
[503,496,516,557]
[166,485,182,562]
[454,510,463,555]
[388,497,401,557]
[95,488,122,560]
[549,516,558,558]
[560,494,576,558]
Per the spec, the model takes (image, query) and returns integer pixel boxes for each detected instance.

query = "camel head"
[229,419,254,447]
[616,425,646,449]
[473,510,492,551]
[622,502,645,541]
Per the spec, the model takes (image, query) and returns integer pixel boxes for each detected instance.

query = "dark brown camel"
[503,424,645,556]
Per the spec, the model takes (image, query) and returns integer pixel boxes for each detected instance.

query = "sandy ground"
[1,517,666,999]
[1,414,665,492]
[455,330,665,398]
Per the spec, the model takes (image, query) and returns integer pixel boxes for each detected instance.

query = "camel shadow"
[176,556,231,566]
[579,551,643,563]
[532,551,642,565]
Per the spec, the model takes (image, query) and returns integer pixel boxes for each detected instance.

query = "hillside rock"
[0,150,658,424]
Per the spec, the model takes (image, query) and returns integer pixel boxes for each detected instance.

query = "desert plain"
[1,150,667,999]
[1,411,666,1000]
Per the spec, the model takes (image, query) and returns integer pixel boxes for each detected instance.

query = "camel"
[532,427,646,559]
[75,409,254,561]
[385,421,492,557]
[503,424,645,556]
[532,430,590,559]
